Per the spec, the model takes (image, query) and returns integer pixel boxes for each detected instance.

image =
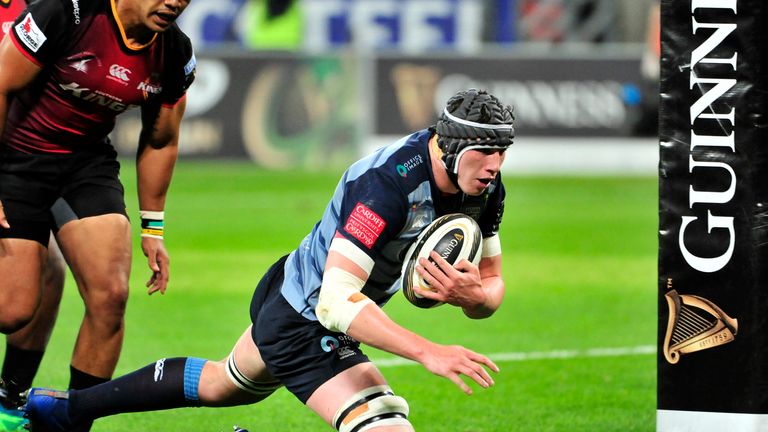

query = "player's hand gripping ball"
[401,213,482,308]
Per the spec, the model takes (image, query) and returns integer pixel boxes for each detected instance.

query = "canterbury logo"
[663,290,738,364]
[109,64,131,82]
[154,358,166,382]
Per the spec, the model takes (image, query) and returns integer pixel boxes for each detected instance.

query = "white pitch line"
[373,345,656,368]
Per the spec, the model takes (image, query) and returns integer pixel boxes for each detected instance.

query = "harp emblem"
[663,290,738,364]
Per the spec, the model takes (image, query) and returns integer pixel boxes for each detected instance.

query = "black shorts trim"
[0,145,126,244]
[250,255,371,403]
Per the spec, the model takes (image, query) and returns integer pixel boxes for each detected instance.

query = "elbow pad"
[316,267,374,333]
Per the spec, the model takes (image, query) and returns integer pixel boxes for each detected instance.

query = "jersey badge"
[15,13,46,52]
[343,203,387,249]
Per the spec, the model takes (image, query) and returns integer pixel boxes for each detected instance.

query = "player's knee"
[332,385,411,432]
[0,309,35,334]
[84,281,129,318]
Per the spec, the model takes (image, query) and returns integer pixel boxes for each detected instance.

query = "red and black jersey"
[0,0,25,38]
[4,0,195,153]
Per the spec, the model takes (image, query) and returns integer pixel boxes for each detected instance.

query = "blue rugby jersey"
[280,129,506,321]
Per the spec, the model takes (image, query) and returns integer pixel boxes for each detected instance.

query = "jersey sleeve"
[10,0,70,65]
[160,28,195,107]
[335,170,408,258]
[478,179,506,237]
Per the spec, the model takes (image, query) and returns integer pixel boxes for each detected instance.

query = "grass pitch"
[26,161,657,431]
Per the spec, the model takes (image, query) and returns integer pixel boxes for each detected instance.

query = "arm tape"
[316,267,373,333]
[482,234,502,257]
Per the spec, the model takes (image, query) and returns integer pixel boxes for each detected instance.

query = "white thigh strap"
[332,385,410,432]
[225,351,281,396]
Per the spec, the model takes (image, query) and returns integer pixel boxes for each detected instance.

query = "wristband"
[140,210,164,239]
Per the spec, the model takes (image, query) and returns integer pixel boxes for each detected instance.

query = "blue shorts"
[250,255,371,403]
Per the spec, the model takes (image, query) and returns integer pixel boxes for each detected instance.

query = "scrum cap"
[435,89,515,181]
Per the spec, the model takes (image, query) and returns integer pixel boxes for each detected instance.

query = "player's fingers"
[429,251,460,275]
[460,364,492,388]
[147,250,160,272]
[453,259,479,274]
[146,272,157,288]
[468,351,500,373]
[415,264,441,288]
[418,256,451,285]
[445,372,472,395]
[412,285,441,301]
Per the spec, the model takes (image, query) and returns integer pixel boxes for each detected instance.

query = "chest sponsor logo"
[396,154,424,178]
[108,64,131,83]
[344,203,387,249]
[58,82,138,112]
[14,13,46,53]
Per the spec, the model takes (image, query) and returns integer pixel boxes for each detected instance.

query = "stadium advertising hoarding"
[373,54,647,138]
[658,0,768,430]
[112,51,647,167]
[112,53,361,168]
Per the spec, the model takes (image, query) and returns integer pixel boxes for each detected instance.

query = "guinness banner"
[658,0,768,430]
[374,54,646,137]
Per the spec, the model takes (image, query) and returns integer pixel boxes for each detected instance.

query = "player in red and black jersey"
[0,2,68,430]
[0,1,195,429]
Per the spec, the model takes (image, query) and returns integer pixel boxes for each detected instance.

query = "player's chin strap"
[332,385,411,432]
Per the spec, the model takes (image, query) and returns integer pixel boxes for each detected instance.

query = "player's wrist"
[140,210,164,239]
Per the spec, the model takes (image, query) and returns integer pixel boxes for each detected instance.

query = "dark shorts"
[0,145,127,246]
[250,255,371,404]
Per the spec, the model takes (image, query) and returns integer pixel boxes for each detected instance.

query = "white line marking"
[373,345,656,368]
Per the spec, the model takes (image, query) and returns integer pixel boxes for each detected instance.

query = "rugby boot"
[22,388,73,432]
[0,379,28,432]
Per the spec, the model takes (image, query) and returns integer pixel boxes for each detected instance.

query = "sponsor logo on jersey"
[108,64,131,83]
[58,82,138,112]
[137,80,162,95]
[396,154,424,178]
[184,52,197,76]
[344,203,386,249]
[14,13,46,53]
[71,57,92,73]
[71,0,81,24]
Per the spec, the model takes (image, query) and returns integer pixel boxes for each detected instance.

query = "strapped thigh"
[332,385,411,432]
[225,350,282,397]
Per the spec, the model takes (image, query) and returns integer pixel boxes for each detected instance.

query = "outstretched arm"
[318,244,499,395]
[136,97,186,294]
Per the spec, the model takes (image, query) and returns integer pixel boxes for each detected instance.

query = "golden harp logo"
[663,290,738,364]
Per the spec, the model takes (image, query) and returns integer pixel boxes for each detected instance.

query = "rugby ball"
[401,213,483,308]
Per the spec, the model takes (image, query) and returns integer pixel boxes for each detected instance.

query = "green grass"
[23,161,657,431]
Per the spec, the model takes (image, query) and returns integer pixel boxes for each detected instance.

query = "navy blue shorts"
[0,144,127,246]
[250,255,371,403]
